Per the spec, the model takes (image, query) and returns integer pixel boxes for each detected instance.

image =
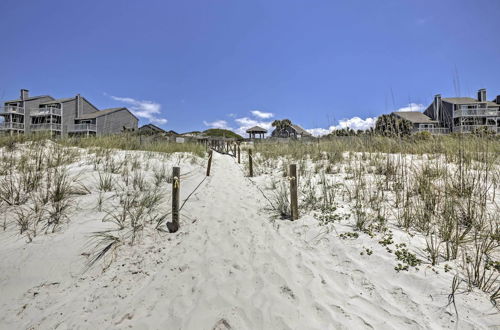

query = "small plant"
[378,232,394,246]
[98,171,114,192]
[394,243,421,272]
[360,247,373,256]
[271,182,291,219]
[339,232,359,240]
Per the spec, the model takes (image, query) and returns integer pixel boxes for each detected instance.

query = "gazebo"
[246,126,267,139]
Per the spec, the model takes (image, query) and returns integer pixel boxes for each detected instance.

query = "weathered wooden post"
[248,149,253,177]
[233,143,236,157]
[206,150,213,176]
[289,164,298,220]
[167,167,180,233]
[237,144,241,163]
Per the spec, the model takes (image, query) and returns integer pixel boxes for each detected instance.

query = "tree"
[272,119,293,137]
[375,114,412,137]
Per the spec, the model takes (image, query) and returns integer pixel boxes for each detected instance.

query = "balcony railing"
[0,122,24,130]
[0,106,25,115]
[68,123,97,132]
[454,125,498,133]
[416,127,450,134]
[454,109,498,117]
[30,123,62,131]
[30,107,62,116]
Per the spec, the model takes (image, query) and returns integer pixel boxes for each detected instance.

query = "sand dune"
[0,151,498,329]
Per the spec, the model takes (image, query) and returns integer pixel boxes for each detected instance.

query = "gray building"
[423,89,500,134]
[1,89,138,136]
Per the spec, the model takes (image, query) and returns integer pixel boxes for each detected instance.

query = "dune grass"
[250,134,500,306]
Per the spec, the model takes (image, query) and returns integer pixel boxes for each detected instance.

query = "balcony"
[68,123,97,132]
[454,109,498,117]
[417,127,450,134]
[30,107,62,116]
[30,123,62,132]
[0,122,24,130]
[0,106,24,115]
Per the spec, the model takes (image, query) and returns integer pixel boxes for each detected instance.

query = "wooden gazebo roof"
[246,126,267,133]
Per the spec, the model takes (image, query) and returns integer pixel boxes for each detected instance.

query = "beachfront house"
[271,120,312,139]
[1,89,138,136]
[423,89,500,134]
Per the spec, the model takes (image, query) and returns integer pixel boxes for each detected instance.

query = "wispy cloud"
[203,120,232,130]
[250,110,274,119]
[110,95,167,125]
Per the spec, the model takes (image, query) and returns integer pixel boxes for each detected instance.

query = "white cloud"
[306,116,377,136]
[395,103,425,112]
[306,128,332,137]
[334,116,377,130]
[234,116,274,136]
[203,120,232,130]
[307,103,426,136]
[251,110,274,119]
[110,95,167,125]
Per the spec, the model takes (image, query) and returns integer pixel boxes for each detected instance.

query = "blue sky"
[1,0,499,135]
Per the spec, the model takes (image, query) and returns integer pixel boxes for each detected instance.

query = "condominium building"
[423,89,499,134]
[0,89,138,136]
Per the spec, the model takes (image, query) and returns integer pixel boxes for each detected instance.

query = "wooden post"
[237,144,241,163]
[249,149,253,177]
[167,167,180,233]
[206,150,213,176]
[289,164,298,220]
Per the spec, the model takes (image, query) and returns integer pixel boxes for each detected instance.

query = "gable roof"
[392,111,437,123]
[246,126,267,133]
[40,97,76,105]
[442,97,498,107]
[5,95,54,103]
[76,107,138,121]
[291,124,312,136]
[139,123,165,133]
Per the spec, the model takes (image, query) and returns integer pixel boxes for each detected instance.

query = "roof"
[166,130,179,136]
[392,111,437,123]
[40,97,76,105]
[291,124,312,136]
[76,107,137,120]
[246,126,267,133]
[139,124,165,132]
[5,95,54,103]
[442,97,498,107]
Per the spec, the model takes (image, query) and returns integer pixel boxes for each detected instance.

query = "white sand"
[0,151,498,329]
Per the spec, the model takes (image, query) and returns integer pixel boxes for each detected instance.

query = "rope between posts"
[177,149,213,211]
[232,156,278,211]
[247,152,285,176]
[179,175,208,211]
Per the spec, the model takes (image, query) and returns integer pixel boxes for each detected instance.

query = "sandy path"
[0,152,498,329]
